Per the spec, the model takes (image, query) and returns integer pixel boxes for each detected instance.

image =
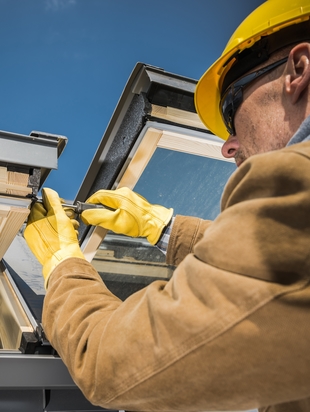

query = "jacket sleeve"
[42,142,310,412]
[166,215,212,266]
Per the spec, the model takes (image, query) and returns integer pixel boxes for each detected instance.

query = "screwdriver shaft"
[35,198,108,214]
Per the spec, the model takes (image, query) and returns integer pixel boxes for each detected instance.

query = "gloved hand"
[24,188,85,288]
[81,187,173,245]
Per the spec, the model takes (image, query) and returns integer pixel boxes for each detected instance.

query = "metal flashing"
[0,130,66,170]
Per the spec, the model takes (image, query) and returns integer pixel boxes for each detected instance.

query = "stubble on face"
[233,124,289,166]
[232,78,291,165]
[233,129,292,167]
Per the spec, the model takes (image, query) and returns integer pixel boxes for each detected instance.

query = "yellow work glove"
[81,187,173,245]
[24,188,85,288]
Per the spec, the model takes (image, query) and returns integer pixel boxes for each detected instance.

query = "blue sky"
[0,0,264,200]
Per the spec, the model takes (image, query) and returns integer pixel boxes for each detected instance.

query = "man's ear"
[285,43,310,104]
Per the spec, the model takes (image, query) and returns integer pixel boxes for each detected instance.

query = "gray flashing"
[0,354,75,388]
[0,130,67,170]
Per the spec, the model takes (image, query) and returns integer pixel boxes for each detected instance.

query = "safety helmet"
[195,0,310,140]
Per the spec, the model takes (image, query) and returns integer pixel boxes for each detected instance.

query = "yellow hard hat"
[195,0,310,140]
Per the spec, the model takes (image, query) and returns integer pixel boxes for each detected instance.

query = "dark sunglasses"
[220,56,288,136]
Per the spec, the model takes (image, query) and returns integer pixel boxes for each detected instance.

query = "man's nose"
[221,135,239,159]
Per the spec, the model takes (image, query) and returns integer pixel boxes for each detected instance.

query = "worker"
[24,1,310,411]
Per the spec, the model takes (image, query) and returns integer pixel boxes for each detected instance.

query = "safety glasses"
[220,56,288,136]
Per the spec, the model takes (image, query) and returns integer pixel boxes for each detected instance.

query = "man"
[24,1,310,411]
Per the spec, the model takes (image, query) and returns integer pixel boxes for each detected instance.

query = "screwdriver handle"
[74,201,107,214]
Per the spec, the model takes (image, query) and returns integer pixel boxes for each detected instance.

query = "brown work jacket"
[43,141,310,412]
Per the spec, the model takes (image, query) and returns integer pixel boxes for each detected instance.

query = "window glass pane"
[134,148,236,220]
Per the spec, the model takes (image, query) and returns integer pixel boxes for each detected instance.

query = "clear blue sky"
[0,0,264,200]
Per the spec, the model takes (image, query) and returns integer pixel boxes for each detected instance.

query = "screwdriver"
[35,198,113,214]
